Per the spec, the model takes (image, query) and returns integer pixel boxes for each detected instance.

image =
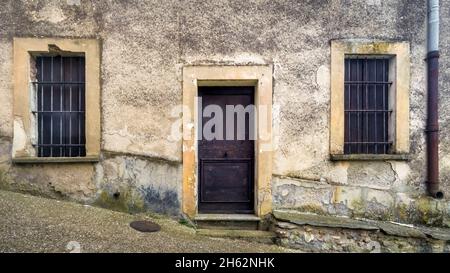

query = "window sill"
[12,156,100,164]
[330,154,410,161]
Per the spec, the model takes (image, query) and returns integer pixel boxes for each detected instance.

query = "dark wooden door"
[198,86,254,214]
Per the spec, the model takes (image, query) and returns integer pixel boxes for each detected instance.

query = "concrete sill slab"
[274,210,379,231]
[12,156,100,164]
[194,214,260,221]
[273,210,450,240]
[330,154,410,161]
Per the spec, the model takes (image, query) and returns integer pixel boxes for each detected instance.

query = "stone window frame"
[330,40,410,161]
[182,65,273,218]
[12,38,101,163]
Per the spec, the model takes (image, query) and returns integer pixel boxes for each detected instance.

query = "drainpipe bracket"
[424,128,439,133]
[426,50,440,60]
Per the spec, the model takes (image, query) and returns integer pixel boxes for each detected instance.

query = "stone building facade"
[0,0,450,230]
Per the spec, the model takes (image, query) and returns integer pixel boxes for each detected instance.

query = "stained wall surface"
[0,0,449,225]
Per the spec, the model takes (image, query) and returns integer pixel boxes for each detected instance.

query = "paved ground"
[0,190,293,253]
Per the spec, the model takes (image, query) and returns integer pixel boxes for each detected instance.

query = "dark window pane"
[35,56,86,157]
[344,57,391,154]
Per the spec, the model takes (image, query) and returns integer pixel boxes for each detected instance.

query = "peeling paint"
[12,118,27,157]
[30,5,66,24]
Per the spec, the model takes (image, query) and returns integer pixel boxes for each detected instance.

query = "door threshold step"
[196,229,276,244]
[194,214,260,221]
[194,214,262,230]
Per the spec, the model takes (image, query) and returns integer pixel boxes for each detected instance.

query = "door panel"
[198,86,255,214]
[201,159,252,203]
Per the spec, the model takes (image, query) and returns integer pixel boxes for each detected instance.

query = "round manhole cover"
[130,220,161,233]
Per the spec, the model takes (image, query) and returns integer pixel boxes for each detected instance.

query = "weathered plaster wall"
[0,0,184,215]
[0,0,449,224]
[94,154,181,215]
[268,0,450,227]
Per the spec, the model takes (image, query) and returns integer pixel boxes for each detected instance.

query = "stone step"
[196,229,276,244]
[194,214,262,230]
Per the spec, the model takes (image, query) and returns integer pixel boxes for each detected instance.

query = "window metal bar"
[382,59,386,153]
[33,144,85,147]
[365,58,369,153]
[69,57,72,157]
[31,82,85,84]
[40,57,44,157]
[374,59,378,154]
[34,59,39,155]
[33,111,85,113]
[356,59,360,153]
[344,59,351,153]
[63,56,67,157]
[78,61,81,155]
[60,56,63,157]
[34,58,38,156]
[345,110,392,112]
[344,81,392,85]
[50,56,54,157]
[348,59,352,154]
[346,141,393,144]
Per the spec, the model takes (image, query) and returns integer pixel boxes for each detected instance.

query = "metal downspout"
[426,0,444,198]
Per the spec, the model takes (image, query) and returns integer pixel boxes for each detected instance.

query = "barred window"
[344,56,392,154]
[33,56,86,157]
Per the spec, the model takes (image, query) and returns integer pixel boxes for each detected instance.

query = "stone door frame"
[182,65,273,218]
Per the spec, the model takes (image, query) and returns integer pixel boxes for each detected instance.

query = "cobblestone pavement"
[0,190,293,253]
